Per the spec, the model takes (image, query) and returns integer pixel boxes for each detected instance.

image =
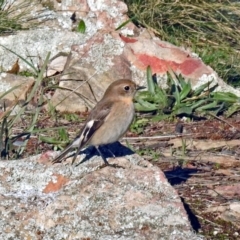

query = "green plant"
[181,138,188,157]
[77,20,86,33]
[134,67,240,119]
[115,16,137,31]
[39,127,69,151]
[130,118,149,134]
[63,113,82,122]
[136,147,161,161]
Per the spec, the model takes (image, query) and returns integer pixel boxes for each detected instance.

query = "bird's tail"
[52,144,74,164]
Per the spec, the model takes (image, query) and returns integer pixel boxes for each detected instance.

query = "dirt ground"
[129,115,240,239]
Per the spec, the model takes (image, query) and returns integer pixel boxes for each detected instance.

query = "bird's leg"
[104,145,116,158]
[71,145,83,165]
[71,152,78,165]
[95,146,124,169]
[95,146,110,166]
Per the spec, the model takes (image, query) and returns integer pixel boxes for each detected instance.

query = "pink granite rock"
[0,150,202,239]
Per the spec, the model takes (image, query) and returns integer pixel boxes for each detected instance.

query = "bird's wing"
[70,99,114,164]
[52,100,113,164]
[76,99,114,147]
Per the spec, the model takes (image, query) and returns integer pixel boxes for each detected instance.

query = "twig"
[53,70,99,109]
[195,214,221,227]
[207,112,239,131]
[122,133,193,141]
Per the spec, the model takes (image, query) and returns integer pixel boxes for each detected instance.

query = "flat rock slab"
[0,151,202,239]
[0,73,34,101]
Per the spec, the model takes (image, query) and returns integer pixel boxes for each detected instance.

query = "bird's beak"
[136,85,146,91]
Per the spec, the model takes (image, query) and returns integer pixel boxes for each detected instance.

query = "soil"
[130,115,240,239]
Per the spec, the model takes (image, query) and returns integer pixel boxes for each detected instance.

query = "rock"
[214,184,240,198]
[0,29,91,71]
[45,54,68,77]
[0,0,129,72]
[51,32,133,112]
[0,73,35,115]
[205,201,240,228]
[0,73,34,101]
[0,145,202,239]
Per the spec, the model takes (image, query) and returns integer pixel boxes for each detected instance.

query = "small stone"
[233,232,239,236]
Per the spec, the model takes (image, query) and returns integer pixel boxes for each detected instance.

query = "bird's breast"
[89,101,135,146]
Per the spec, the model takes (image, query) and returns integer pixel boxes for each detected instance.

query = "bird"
[52,79,142,165]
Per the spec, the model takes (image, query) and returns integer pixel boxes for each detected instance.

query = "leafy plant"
[77,20,86,33]
[134,66,240,119]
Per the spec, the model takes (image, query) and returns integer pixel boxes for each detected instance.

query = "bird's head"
[103,79,143,99]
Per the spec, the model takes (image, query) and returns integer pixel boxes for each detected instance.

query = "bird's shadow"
[164,167,199,185]
[75,142,134,166]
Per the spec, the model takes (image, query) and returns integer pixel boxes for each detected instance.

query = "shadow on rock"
[77,141,134,165]
[163,167,201,233]
[181,197,201,233]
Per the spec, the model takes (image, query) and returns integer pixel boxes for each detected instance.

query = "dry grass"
[0,0,50,34]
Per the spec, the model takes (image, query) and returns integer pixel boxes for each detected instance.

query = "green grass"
[123,0,240,87]
[0,0,52,35]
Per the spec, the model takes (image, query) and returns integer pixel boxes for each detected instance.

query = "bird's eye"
[124,86,130,91]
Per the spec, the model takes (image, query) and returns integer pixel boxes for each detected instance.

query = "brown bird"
[52,79,142,165]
